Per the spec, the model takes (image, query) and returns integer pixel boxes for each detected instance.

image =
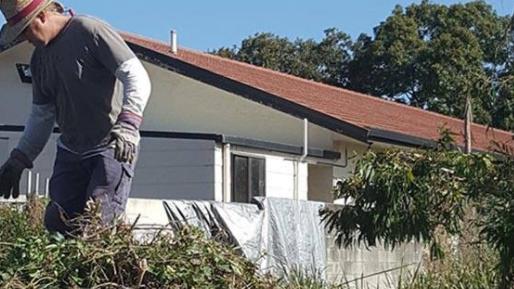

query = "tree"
[320,131,514,288]
[211,28,352,87]
[348,1,514,130]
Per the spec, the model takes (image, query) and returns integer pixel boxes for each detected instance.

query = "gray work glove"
[111,122,140,164]
[0,149,33,199]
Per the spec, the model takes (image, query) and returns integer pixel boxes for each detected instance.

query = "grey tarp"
[162,197,327,277]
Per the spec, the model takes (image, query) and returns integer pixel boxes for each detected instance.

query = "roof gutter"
[367,128,438,149]
[368,127,494,153]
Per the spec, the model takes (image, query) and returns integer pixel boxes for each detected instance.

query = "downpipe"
[294,118,309,200]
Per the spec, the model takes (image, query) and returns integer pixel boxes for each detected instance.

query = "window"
[231,154,265,203]
[16,63,32,83]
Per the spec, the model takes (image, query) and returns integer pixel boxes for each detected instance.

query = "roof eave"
[127,41,371,145]
[5,38,505,152]
[368,128,438,148]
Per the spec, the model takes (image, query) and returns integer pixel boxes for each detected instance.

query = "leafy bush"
[321,131,514,288]
[0,187,507,288]
[0,200,281,289]
[403,244,498,289]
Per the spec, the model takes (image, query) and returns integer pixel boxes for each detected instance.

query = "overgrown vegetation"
[0,199,275,289]
[404,245,498,289]
[0,198,348,289]
[0,190,509,288]
[322,129,514,288]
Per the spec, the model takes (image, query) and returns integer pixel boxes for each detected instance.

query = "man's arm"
[0,104,55,199]
[110,57,151,163]
[114,57,151,131]
[89,18,151,128]
[90,19,151,162]
[16,103,56,162]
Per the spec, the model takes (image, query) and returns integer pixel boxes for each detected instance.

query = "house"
[1,32,512,206]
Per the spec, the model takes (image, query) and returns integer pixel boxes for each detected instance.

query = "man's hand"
[0,149,33,199]
[111,122,139,164]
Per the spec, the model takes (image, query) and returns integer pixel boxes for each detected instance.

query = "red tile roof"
[121,33,513,152]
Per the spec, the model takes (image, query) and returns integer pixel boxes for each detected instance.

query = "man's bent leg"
[44,148,91,234]
[86,148,136,224]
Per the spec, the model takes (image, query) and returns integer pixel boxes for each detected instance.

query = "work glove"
[0,149,33,199]
[111,121,140,164]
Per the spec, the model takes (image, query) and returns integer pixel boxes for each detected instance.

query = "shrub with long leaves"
[321,130,514,288]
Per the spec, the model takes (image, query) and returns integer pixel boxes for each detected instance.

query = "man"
[0,0,151,234]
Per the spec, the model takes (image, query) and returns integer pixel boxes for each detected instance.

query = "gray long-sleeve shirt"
[17,15,151,160]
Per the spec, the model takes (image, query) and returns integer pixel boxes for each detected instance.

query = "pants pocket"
[112,163,134,208]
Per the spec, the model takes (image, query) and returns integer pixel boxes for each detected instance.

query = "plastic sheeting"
[163,197,327,277]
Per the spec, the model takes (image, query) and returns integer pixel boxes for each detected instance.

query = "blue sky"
[2,1,513,51]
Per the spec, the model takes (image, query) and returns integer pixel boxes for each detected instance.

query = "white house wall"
[142,63,337,149]
[140,62,360,201]
[0,42,368,203]
[1,43,363,158]
[0,43,33,125]
[332,141,368,181]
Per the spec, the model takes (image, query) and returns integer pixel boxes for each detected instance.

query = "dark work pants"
[44,146,136,235]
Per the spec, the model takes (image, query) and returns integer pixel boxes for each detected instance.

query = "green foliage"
[322,146,483,257]
[349,0,514,130]
[0,201,281,289]
[403,245,498,289]
[211,28,352,87]
[0,200,353,289]
[279,269,331,289]
[0,194,509,288]
[321,133,514,288]
[477,148,514,288]
[0,195,47,251]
